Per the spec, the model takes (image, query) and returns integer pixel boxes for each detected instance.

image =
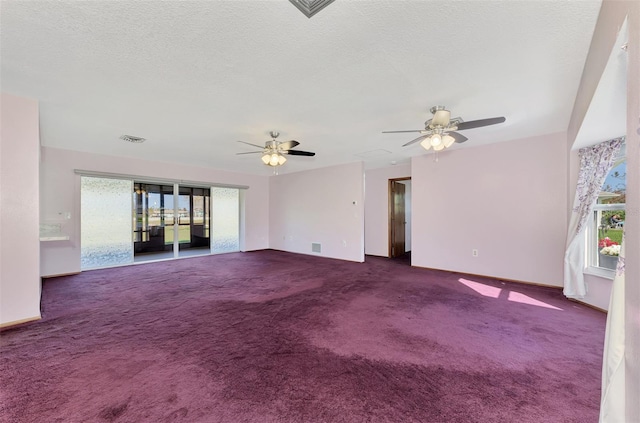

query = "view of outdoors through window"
[593,147,625,270]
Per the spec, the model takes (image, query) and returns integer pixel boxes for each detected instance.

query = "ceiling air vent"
[119,135,146,143]
[289,0,336,18]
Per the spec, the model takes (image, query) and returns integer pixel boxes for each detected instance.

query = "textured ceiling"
[1,0,602,175]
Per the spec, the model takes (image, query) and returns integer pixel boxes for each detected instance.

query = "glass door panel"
[133,183,174,261]
[178,186,211,257]
[81,176,133,269]
[211,187,239,253]
[162,184,176,251]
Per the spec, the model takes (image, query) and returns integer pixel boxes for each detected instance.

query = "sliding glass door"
[81,175,241,269]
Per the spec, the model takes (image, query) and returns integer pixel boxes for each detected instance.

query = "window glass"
[211,187,240,253]
[81,177,133,269]
[591,148,625,271]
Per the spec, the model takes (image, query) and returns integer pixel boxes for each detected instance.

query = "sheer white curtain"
[599,237,625,422]
[563,137,624,298]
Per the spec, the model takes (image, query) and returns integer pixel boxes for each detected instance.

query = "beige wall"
[1,93,41,326]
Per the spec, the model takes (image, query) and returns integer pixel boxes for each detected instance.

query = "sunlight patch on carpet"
[458,278,502,298]
[508,291,563,310]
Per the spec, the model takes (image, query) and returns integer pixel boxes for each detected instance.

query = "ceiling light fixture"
[419,132,457,152]
[262,152,287,167]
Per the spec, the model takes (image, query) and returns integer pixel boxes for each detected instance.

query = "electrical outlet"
[472,249,479,257]
[342,240,347,247]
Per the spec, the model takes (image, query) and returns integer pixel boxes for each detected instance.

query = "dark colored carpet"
[1,250,605,422]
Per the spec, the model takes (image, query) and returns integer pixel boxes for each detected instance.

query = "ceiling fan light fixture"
[269,153,281,166]
[443,134,456,148]
[382,105,506,155]
[238,131,315,168]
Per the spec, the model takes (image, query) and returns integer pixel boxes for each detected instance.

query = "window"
[588,145,625,272]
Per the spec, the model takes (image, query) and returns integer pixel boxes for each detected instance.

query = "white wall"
[40,147,270,277]
[269,162,365,262]
[412,132,567,286]
[364,164,411,257]
[1,94,41,326]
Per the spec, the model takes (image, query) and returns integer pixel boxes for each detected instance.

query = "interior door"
[389,181,406,258]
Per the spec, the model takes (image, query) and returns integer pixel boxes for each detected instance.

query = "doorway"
[388,177,411,260]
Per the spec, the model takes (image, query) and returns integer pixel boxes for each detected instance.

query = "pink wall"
[566,0,634,314]
[400,180,412,252]
[625,6,640,420]
[411,132,568,286]
[1,93,41,325]
[567,3,640,419]
[269,162,365,262]
[364,164,411,257]
[40,147,270,277]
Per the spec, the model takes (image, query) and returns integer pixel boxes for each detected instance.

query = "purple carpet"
[1,250,605,422]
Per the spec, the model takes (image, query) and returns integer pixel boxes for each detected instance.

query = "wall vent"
[289,0,336,18]
[311,242,321,253]
[119,134,146,143]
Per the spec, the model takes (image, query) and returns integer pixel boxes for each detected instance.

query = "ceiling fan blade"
[456,117,506,131]
[447,131,469,143]
[403,134,430,147]
[236,151,263,155]
[237,140,266,149]
[279,140,300,150]
[382,130,424,134]
[285,150,315,156]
